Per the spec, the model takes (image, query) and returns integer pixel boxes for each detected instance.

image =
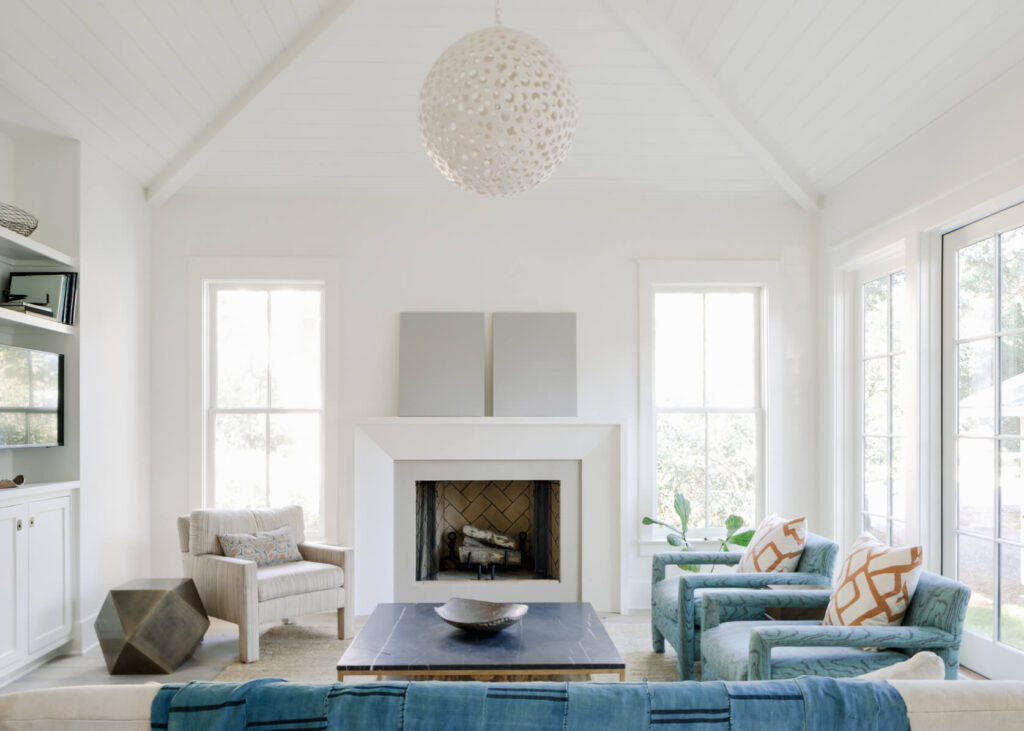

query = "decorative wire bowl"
[435,597,528,633]
[0,202,38,237]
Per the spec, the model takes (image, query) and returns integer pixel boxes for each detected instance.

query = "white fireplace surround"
[353,419,624,615]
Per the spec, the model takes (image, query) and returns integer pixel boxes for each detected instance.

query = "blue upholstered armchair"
[699,570,970,681]
[651,532,838,680]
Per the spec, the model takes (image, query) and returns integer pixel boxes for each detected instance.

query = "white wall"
[75,147,152,641]
[150,191,817,608]
[816,57,1024,553]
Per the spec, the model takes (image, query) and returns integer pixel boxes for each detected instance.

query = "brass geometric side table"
[95,578,210,674]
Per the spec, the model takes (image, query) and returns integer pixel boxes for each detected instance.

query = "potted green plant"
[642,493,755,572]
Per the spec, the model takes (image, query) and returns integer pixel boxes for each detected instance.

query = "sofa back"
[794,532,839,580]
[180,505,306,556]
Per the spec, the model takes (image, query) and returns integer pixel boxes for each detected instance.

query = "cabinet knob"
[29,517,34,528]
[16,519,21,531]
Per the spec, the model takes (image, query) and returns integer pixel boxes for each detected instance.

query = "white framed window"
[858,267,907,545]
[639,261,774,537]
[204,281,325,536]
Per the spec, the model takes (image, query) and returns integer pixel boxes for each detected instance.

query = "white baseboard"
[0,642,72,689]
[69,612,98,655]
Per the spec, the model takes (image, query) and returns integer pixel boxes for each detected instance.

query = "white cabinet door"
[27,496,71,653]
[0,504,27,670]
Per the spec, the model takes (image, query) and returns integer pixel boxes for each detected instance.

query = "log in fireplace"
[415,480,560,582]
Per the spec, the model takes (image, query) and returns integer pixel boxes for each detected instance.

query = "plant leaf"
[728,529,755,547]
[725,514,744,538]
[681,564,699,573]
[666,533,684,547]
[643,517,683,535]
[673,493,691,533]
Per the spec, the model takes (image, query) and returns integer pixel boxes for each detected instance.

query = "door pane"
[958,237,996,339]
[891,271,905,352]
[214,414,267,509]
[960,534,995,638]
[705,293,756,407]
[864,437,888,514]
[1001,226,1024,332]
[999,544,1024,652]
[268,414,321,534]
[958,438,995,535]
[891,354,905,435]
[1002,440,1024,542]
[863,277,889,356]
[959,340,995,435]
[216,290,269,408]
[891,437,906,520]
[864,358,888,435]
[864,514,887,543]
[707,413,756,527]
[656,413,705,527]
[655,293,703,408]
[891,520,906,545]
[1001,335,1024,436]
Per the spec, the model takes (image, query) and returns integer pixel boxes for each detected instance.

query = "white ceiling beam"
[146,0,357,205]
[605,0,820,212]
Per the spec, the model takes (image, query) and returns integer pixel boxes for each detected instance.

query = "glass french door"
[942,201,1024,679]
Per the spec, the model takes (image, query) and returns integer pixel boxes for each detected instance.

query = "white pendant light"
[418,1,577,197]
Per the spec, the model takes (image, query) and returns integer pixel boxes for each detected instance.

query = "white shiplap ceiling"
[1,0,1023,203]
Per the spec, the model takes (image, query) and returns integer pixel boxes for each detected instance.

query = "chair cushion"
[257,561,344,602]
[737,514,807,572]
[701,620,907,680]
[823,533,923,627]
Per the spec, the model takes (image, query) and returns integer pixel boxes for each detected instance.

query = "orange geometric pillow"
[823,533,923,627]
[736,514,807,573]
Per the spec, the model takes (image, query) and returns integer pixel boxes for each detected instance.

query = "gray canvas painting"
[399,312,485,416]
[493,313,577,416]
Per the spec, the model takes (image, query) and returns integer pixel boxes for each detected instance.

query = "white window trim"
[829,242,906,555]
[853,260,907,547]
[187,258,341,543]
[637,260,781,543]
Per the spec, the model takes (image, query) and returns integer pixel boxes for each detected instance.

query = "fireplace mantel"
[352,419,625,615]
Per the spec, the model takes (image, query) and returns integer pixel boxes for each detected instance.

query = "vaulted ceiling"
[1,0,1022,207]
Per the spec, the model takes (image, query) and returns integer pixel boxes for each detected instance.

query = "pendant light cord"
[495,0,502,26]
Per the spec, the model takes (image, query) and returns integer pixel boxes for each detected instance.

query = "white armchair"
[177,505,352,663]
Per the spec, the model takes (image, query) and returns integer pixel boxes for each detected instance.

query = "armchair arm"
[748,625,958,681]
[298,543,352,587]
[190,554,257,624]
[702,589,832,630]
[651,551,741,584]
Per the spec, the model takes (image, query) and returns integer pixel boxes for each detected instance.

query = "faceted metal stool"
[95,578,210,674]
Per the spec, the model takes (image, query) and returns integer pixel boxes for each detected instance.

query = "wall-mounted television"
[0,343,63,448]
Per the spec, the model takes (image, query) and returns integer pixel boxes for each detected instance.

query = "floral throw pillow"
[823,533,923,627]
[736,513,807,573]
[218,526,302,567]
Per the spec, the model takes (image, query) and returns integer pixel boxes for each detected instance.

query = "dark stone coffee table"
[337,602,625,681]
[95,578,209,674]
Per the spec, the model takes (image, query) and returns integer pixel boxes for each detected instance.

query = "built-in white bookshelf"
[0,223,76,336]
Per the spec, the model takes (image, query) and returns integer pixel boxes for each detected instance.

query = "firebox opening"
[415,480,561,582]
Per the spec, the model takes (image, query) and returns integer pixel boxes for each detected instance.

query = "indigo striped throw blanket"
[150,676,909,730]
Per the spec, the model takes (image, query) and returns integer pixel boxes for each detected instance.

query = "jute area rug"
[212,611,680,684]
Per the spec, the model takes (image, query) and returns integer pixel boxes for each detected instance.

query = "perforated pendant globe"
[418,25,577,197]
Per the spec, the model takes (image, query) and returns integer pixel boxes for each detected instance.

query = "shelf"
[0,305,74,335]
[0,480,80,503]
[0,224,76,268]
